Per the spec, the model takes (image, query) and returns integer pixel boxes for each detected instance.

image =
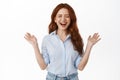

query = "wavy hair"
[48,3,84,56]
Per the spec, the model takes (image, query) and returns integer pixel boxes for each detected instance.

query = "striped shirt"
[41,31,82,77]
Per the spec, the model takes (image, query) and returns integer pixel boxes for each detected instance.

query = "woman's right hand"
[24,32,38,46]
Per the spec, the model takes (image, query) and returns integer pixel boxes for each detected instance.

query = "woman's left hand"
[87,33,101,47]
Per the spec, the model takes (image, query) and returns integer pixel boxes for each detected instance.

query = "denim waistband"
[46,72,78,80]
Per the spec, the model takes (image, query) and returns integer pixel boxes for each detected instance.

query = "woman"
[24,3,101,80]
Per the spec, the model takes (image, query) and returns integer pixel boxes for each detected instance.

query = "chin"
[61,27,68,30]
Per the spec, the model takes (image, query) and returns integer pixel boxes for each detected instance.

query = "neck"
[57,29,67,36]
[57,29,67,41]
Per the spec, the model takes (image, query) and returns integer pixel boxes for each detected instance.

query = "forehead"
[57,8,69,14]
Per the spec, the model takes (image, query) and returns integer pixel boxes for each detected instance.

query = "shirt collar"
[50,30,57,35]
[50,30,71,39]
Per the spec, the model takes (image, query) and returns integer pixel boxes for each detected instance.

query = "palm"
[88,33,101,46]
[24,32,37,45]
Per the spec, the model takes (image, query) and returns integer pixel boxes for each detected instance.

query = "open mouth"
[60,23,67,27]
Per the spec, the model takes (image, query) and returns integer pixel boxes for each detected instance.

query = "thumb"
[88,35,91,40]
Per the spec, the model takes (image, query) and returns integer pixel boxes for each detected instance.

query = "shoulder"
[42,33,53,41]
[42,35,50,41]
[42,31,56,42]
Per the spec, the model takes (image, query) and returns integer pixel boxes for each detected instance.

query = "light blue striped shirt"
[41,31,82,77]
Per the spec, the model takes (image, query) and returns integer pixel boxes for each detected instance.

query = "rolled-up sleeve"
[74,55,82,69]
[41,37,50,65]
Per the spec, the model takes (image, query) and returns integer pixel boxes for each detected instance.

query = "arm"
[24,33,47,70]
[78,33,101,71]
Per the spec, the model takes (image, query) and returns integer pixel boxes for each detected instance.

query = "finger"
[24,34,30,39]
[27,33,31,36]
[93,33,98,37]
[88,35,91,40]
[27,32,31,36]
[24,35,29,40]
[24,34,31,40]
[93,33,99,39]
[31,34,34,37]
[91,33,96,38]
[96,38,101,43]
[25,32,31,37]
[96,35,100,39]
[25,33,32,38]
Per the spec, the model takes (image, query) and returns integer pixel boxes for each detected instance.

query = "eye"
[57,15,62,18]
[65,14,70,18]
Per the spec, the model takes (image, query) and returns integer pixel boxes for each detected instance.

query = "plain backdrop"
[0,0,120,80]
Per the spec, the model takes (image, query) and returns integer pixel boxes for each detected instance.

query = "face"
[54,8,71,31]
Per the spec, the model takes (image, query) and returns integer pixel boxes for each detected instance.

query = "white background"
[0,0,120,80]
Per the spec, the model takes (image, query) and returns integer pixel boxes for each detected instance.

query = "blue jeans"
[46,72,79,80]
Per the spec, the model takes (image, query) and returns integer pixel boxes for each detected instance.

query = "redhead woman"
[24,3,101,80]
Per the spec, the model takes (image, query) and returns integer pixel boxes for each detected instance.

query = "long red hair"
[48,3,84,56]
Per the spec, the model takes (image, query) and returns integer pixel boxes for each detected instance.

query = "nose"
[61,16,66,22]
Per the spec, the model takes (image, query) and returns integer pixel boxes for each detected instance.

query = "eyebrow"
[57,14,69,15]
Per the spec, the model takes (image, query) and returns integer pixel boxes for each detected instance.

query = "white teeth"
[61,24,66,25]
[60,23,66,25]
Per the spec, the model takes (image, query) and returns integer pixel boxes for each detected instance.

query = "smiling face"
[54,8,71,31]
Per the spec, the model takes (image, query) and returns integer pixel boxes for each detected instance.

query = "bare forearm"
[78,43,92,71]
[33,44,47,70]
[24,33,47,70]
[78,33,100,71]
